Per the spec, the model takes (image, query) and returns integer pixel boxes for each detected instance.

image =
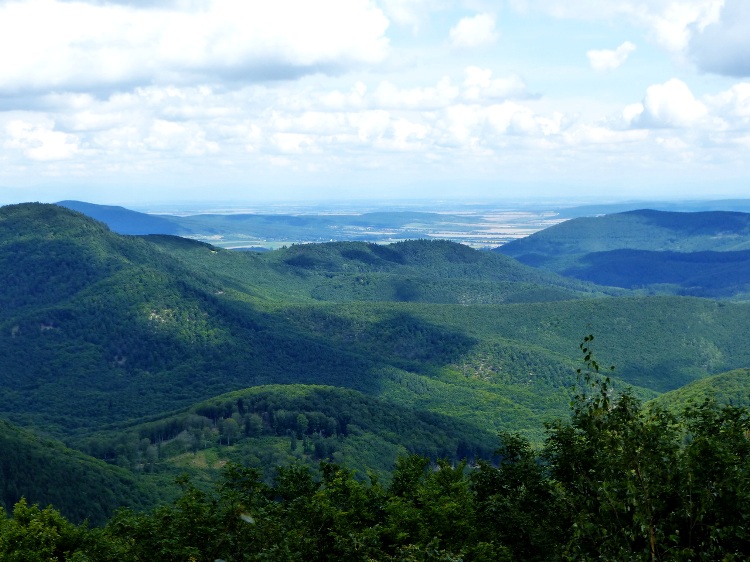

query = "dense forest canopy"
[3,340,750,561]
[3,203,750,559]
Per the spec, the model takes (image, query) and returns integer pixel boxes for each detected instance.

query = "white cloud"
[317,69,528,113]
[587,41,636,71]
[509,1,723,53]
[3,120,80,160]
[373,78,460,109]
[484,102,563,137]
[272,133,319,154]
[377,118,430,151]
[462,67,529,101]
[563,125,649,145]
[3,61,749,198]
[449,13,498,49]
[0,0,390,95]
[706,83,750,127]
[320,82,369,111]
[626,78,708,128]
[637,0,722,53]
[378,0,439,31]
[688,0,750,77]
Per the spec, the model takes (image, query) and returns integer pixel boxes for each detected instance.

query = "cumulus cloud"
[4,120,80,160]
[509,1,722,53]
[587,41,636,71]
[705,82,750,127]
[638,0,722,53]
[562,125,649,146]
[3,64,749,195]
[0,0,390,95]
[688,0,750,77]
[373,78,460,109]
[462,67,530,101]
[317,68,529,112]
[449,13,498,49]
[625,78,708,128]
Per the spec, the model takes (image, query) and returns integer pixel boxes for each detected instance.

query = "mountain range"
[2,201,750,524]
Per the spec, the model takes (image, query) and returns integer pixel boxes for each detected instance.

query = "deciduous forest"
[3,203,750,559]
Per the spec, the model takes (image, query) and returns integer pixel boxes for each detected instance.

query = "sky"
[0,0,749,205]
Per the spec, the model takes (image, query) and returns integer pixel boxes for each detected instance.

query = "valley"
[2,200,750,555]
[59,198,750,250]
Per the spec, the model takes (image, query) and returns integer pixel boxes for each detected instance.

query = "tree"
[675,400,750,558]
[220,418,240,446]
[0,499,91,562]
[472,432,563,561]
[543,335,750,561]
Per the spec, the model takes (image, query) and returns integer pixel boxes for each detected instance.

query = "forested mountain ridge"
[3,204,750,433]
[144,234,612,304]
[0,418,160,525]
[74,384,501,483]
[499,209,750,256]
[0,203,601,437]
[4,202,750,535]
[496,209,750,297]
[57,200,183,236]
[6,366,750,561]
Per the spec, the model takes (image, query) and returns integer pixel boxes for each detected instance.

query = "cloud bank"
[0,0,390,94]
[1,0,749,201]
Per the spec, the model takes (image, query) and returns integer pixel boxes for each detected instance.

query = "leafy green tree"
[472,432,563,561]
[221,418,241,445]
[543,335,750,561]
[0,499,91,562]
[674,400,750,558]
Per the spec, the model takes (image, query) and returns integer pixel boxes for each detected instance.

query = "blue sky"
[0,0,749,205]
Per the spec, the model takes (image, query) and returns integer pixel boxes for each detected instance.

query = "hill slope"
[499,209,750,257]
[0,419,158,525]
[4,203,750,521]
[74,384,501,481]
[496,209,750,298]
[0,204,599,441]
[2,204,750,436]
[648,368,750,414]
[57,200,183,235]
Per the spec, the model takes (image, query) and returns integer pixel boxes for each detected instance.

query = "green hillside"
[74,384,501,483]
[4,202,750,524]
[144,235,611,304]
[57,200,184,236]
[496,209,750,298]
[0,419,159,525]
[649,368,750,414]
[499,209,750,258]
[0,204,601,444]
[563,248,750,297]
[2,204,749,437]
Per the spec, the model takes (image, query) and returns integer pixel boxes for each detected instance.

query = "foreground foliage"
[4,338,750,561]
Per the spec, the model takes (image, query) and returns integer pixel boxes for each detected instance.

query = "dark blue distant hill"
[57,200,182,235]
[564,248,750,297]
[496,209,750,299]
